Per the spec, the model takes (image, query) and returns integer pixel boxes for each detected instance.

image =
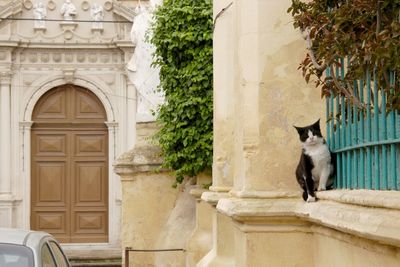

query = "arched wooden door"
[31,85,108,243]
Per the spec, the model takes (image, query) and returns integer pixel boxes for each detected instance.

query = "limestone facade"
[0,0,147,249]
[187,0,400,266]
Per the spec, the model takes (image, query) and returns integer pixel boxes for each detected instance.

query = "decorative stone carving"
[60,0,77,21]
[47,0,56,10]
[63,30,74,40]
[0,71,12,85]
[53,53,61,63]
[104,1,113,11]
[81,1,90,11]
[17,51,123,65]
[63,68,75,83]
[91,3,104,31]
[41,53,50,63]
[60,22,78,33]
[77,54,85,63]
[127,4,163,122]
[23,0,33,10]
[28,53,38,63]
[33,2,47,30]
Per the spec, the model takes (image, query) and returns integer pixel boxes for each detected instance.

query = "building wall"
[188,0,400,266]
[0,0,142,248]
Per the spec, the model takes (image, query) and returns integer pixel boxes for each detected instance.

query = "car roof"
[0,228,52,246]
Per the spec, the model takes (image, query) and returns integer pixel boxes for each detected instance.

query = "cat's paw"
[306,195,316,202]
[317,186,326,191]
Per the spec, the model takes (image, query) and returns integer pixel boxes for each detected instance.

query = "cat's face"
[294,119,324,146]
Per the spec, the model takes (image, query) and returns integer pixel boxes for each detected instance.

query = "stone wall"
[115,123,211,266]
[187,0,400,266]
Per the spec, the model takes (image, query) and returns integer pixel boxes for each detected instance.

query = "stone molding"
[114,145,165,178]
[16,50,125,65]
[0,71,12,85]
[201,191,231,206]
[217,191,400,248]
[317,189,400,210]
[230,189,300,199]
[0,2,22,19]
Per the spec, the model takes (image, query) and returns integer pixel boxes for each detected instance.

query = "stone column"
[211,0,235,192]
[230,0,325,196]
[196,193,235,267]
[126,79,136,149]
[0,72,11,195]
[185,188,213,266]
[20,121,33,229]
[194,2,237,265]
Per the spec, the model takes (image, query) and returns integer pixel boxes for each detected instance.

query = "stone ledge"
[217,194,400,248]
[201,191,231,206]
[114,145,165,176]
[316,189,400,210]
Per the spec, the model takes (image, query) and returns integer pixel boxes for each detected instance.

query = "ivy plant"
[149,0,213,186]
[288,0,400,110]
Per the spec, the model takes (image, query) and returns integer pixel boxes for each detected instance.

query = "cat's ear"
[293,125,304,134]
[312,119,321,130]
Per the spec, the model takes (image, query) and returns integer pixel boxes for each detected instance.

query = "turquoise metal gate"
[326,61,400,190]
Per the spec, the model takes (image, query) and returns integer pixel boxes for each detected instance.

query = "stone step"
[65,249,122,267]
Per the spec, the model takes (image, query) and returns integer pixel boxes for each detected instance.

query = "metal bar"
[389,71,398,189]
[340,95,346,187]
[381,80,388,189]
[125,249,186,252]
[373,69,380,189]
[332,138,400,153]
[366,69,372,189]
[359,79,365,188]
[352,80,358,188]
[347,91,352,188]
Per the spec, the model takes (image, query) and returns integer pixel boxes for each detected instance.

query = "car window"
[41,243,56,267]
[0,243,34,267]
[49,241,69,267]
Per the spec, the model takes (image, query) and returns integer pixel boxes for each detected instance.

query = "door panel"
[31,85,108,243]
[37,162,67,203]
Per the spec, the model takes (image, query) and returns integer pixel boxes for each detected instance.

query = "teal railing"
[326,62,399,190]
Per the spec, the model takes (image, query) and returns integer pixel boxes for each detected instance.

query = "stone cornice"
[217,191,400,248]
[112,1,136,22]
[0,41,134,50]
[0,2,22,21]
[114,145,166,177]
[201,191,231,206]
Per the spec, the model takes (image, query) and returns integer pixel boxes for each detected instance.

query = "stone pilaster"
[211,0,235,193]
[0,71,11,195]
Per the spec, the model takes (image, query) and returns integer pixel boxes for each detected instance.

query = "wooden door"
[31,85,108,243]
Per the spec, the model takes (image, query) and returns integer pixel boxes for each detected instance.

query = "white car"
[0,228,70,267]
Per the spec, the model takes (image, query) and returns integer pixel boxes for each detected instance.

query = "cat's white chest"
[304,143,331,181]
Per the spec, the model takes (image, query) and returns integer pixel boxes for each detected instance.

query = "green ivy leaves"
[149,0,213,185]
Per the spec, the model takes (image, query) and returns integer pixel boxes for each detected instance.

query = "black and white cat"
[294,119,335,202]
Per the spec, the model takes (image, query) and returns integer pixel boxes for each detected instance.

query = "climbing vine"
[288,0,400,110]
[149,0,213,186]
